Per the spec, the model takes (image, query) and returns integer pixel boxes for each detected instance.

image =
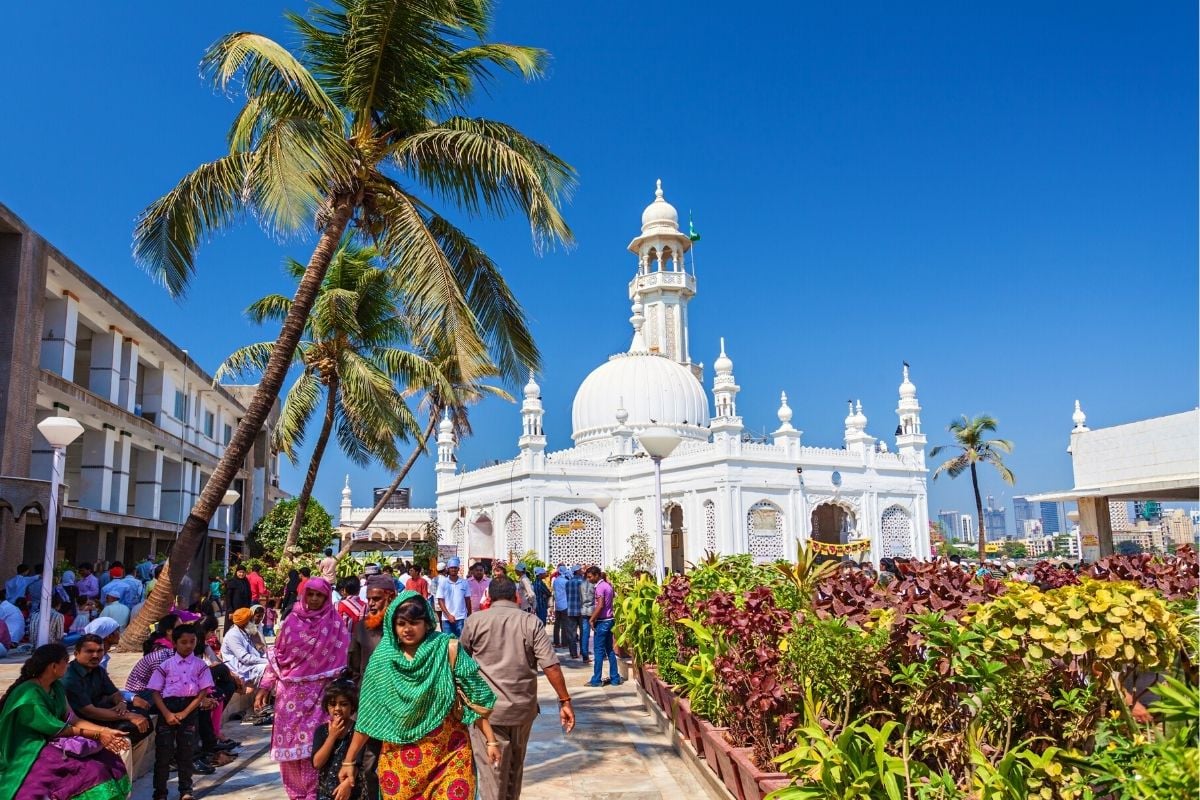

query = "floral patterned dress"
[376,717,475,800]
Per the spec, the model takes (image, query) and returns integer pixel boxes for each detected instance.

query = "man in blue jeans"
[436,557,471,636]
[584,566,621,686]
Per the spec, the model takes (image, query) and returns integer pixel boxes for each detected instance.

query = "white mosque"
[341,182,931,569]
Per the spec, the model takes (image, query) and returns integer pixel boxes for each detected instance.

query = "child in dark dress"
[312,681,363,800]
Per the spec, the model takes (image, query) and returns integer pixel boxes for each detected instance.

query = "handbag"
[51,735,103,758]
[447,640,492,721]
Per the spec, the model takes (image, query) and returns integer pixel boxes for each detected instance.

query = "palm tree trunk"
[355,412,440,531]
[971,462,986,564]
[118,194,359,652]
[284,374,339,558]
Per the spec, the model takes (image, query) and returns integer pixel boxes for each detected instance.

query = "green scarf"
[356,590,495,744]
[0,679,70,790]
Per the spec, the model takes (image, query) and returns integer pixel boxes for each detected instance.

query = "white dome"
[640,179,679,233]
[572,352,710,444]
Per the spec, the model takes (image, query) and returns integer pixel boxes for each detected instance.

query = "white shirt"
[0,600,24,645]
[436,576,470,619]
[97,601,131,630]
[222,625,268,683]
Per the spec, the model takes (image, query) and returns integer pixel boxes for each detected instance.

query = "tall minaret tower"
[518,372,547,469]
[895,364,926,464]
[627,180,698,377]
[435,410,456,485]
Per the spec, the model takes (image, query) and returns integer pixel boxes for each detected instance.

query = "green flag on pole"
[688,211,701,242]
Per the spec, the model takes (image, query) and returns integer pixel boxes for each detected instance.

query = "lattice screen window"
[635,508,644,536]
[548,509,603,567]
[880,505,914,558]
[704,500,717,553]
[746,500,784,562]
[504,512,524,560]
[450,519,465,558]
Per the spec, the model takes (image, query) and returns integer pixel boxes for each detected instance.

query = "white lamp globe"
[1066,510,1080,524]
[640,427,682,459]
[593,493,613,510]
[37,416,84,448]
[222,489,241,506]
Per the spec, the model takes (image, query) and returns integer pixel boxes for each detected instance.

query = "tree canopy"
[249,498,336,561]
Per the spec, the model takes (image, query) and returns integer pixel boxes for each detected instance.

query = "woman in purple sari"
[0,644,131,800]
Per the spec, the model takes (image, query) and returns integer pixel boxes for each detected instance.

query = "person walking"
[514,564,535,614]
[551,566,570,649]
[280,570,301,621]
[578,566,595,663]
[339,591,499,800]
[532,568,550,625]
[460,578,575,800]
[255,579,350,800]
[435,558,471,637]
[223,568,252,633]
[585,567,622,687]
[564,567,584,660]
[319,549,338,584]
[346,573,397,800]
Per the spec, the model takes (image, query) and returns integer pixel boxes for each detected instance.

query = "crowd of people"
[0,553,617,800]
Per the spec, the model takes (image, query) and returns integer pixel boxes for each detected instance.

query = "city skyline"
[0,3,1194,525]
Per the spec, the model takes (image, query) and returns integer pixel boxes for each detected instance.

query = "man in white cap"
[96,589,131,630]
[436,557,471,636]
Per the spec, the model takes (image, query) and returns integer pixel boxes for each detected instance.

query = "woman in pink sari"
[254,577,348,799]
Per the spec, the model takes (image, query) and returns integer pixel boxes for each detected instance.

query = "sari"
[357,591,496,800]
[0,679,128,800]
[261,577,349,800]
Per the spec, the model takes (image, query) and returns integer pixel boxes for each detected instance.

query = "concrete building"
[937,510,960,541]
[1029,402,1199,560]
[0,203,285,579]
[1164,509,1197,548]
[959,514,975,543]
[983,495,1007,540]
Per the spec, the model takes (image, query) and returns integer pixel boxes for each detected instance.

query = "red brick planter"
[699,722,746,800]
[730,746,790,800]
[759,776,794,798]
[672,696,705,756]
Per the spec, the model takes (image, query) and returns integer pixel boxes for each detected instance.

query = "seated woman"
[0,643,131,800]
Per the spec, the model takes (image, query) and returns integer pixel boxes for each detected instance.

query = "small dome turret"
[640,179,679,233]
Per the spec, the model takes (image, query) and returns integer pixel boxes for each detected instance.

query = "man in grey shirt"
[460,577,576,800]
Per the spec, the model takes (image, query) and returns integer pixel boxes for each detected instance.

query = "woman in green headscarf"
[339,590,498,800]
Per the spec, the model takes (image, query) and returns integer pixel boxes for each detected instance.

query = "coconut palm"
[217,240,448,557]
[930,415,1015,564]
[122,0,573,649]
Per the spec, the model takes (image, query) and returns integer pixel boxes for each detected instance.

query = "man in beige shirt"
[460,577,576,800]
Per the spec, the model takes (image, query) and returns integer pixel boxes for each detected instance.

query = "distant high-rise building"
[984,495,1007,540]
[1133,501,1163,523]
[937,510,961,540]
[959,514,976,543]
[1013,496,1038,537]
[372,487,411,509]
[1109,501,1132,531]
[1039,501,1064,535]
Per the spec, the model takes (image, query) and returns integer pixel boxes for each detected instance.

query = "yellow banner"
[810,538,871,556]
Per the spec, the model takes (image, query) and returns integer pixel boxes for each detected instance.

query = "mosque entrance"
[469,514,494,562]
[811,502,856,544]
[668,504,685,574]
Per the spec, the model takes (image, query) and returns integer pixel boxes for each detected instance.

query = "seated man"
[221,607,268,685]
[63,633,153,743]
[96,589,131,630]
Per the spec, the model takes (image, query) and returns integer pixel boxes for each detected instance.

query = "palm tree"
[217,240,447,558]
[930,415,1015,564]
[121,0,573,650]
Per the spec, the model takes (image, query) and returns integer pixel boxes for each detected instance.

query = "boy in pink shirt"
[148,623,215,800]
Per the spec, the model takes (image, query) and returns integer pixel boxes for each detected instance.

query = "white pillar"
[39,292,79,380]
[118,338,140,413]
[135,447,164,519]
[79,426,117,511]
[89,329,123,403]
[111,432,133,514]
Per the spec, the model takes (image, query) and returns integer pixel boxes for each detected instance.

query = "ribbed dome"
[640,179,679,234]
[572,352,710,444]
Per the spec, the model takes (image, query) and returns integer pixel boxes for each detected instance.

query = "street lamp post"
[220,489,241,576]
[639,427,682,579]
[35,415,84,647]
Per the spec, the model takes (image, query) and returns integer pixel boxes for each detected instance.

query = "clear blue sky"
[1,2,1195,529]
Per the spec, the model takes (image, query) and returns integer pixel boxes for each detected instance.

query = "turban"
[84,618,120,638]
[231,608,254,627]
[366,574,396,592]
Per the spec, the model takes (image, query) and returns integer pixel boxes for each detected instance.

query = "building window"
[203,410,215,439]
[173,390,186,421]
[746,500,785,562]
[223,424,232,445]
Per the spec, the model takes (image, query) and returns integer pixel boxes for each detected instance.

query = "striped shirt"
[125,648,172,692]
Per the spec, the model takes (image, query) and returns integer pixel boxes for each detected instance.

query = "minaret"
[339,474,352,526]
[844,399,875,455]
[627,179,698,376]
[1068,400,1088,455]
[895,364,926,463]
[435,410,456,483]
[519,372,547,469]
[710,338,744,440]
[612,402,634,458]
[772,391,802,456]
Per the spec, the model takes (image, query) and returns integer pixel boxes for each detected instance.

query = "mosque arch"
[746,499,785,562]
[810,501,857,545]
[548,509,603,568]
[504,511,524,561]
[469,513,494,561]
[665,502,685,574]
[450,518,466,558]
[880,504,914,559]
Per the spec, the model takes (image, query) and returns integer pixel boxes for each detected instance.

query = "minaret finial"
[719,337,726,356]
[655,178,663,199]
[628,296,647,352]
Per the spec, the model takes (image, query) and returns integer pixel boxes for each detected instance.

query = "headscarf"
[356,590,495,745]
[84,617,120,639]
[270,577,348,682]
[231,608,254,627]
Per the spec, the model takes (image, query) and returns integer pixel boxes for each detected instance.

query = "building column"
[79,425,117,511]
[118,338,139,413]
[110,431,133,515]
[135,446,164,519]
[39,291,79,380]
[88,328,123,403]
[160,458,184,524]
[1077,495,1113,561]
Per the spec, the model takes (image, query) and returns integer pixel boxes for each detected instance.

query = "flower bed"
[615,546,1199,799]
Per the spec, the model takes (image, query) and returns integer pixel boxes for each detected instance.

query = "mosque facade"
[344,182,932,569]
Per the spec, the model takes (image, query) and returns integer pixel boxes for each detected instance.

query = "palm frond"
[273,370,322,461]
[932,454,971,480]
[245,294,294,325]
[214,341,281,382]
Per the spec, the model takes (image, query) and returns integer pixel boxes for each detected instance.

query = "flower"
[447,779,471,800]
[401,744,422,767]
[380,770,401,795]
